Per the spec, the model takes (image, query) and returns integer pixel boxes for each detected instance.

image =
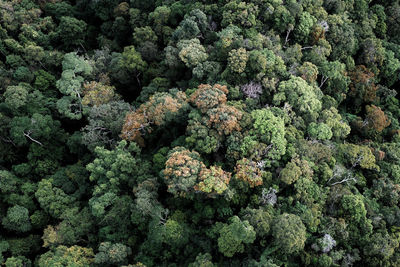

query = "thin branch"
[330,176,357,186]
[136,73,142,88]
[328,156,363,186]
[284,28,292,47]
[79,43,87,54]
[23,131,43,146]
[319,76,328,88]
[38,60,48,71]
[1,137,16,147]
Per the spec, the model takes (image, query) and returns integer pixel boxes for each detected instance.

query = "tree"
[44,2,75,21]
[133,26,158,46]
[241,82,262,99]
[319,107,351,139]
[206,105,243,136]
[34,70,56,94]
[307,122,333,140]
[192,61,222,82]
[9,113,64,147]
[222,0,259,28]
[363,105,391,133]
[294,11,316,43]
[186,115,222,154]
[86,140,151,197]
[2,205,31,233]
[81,100,130,151]
[186,84,243,153]
[195,166,231,197]
[339,144,378,170]
[339,194,373,239]
[81,81,118,107]
[234,158,264,187]
[380,49,400,87]
[4,85,28,110]
[359,38,385,73]
[215,25,243,56]
[272,213,307,254]
[120,45,147,74]
[13,66,34,83]
[43,207,93,247]
[240,207,274,238]
[272,6,295,33]
[273,76,322,122]
[325,14,357,61]
[294,176,326,209]
[121,89,188,146]
[23,44,45,63]
[189,253,215,267]
[163,219,190,248]
[133,178,161,219]
[35,179,76,219]
[95,242,132,266]
[340,194,367,224]
[189,84,229,113]
[312,234,336,253]
[56,52,93,119]
[318,60,350,103]
[349,65,377,107]
[247,48,286,79]
[363,231,400,264]
[163,147,206,198]
[172,9,207,41]
[55,16,87,48]
[297,62,318,84]
[279,159,302,185]
[37,245,94,267]
[228,48,249,74]
[217,216,256,257]
[0,170,21,196]
[4,256,31,267]
[89,194,135,242]
[177,38,208,68]
[249,109,287,164]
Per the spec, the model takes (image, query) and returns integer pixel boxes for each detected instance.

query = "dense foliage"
[1,0,400,266]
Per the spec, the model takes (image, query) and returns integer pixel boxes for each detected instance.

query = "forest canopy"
[1,0,400,266]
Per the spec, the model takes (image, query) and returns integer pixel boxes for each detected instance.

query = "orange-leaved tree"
[234,158,263,187]
[189,84,229,113]
[82,81,118,107]
[163,147,231,198]
[349,65,378,107]
[364,105,391,132]
[121,89,188,146]
[195,166,231,197]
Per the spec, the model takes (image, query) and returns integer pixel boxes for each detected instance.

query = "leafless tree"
[260,188,277,206]
[241,81,263,99]
[327,156,363,186]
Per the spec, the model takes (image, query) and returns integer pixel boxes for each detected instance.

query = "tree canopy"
[0,0,400,266]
